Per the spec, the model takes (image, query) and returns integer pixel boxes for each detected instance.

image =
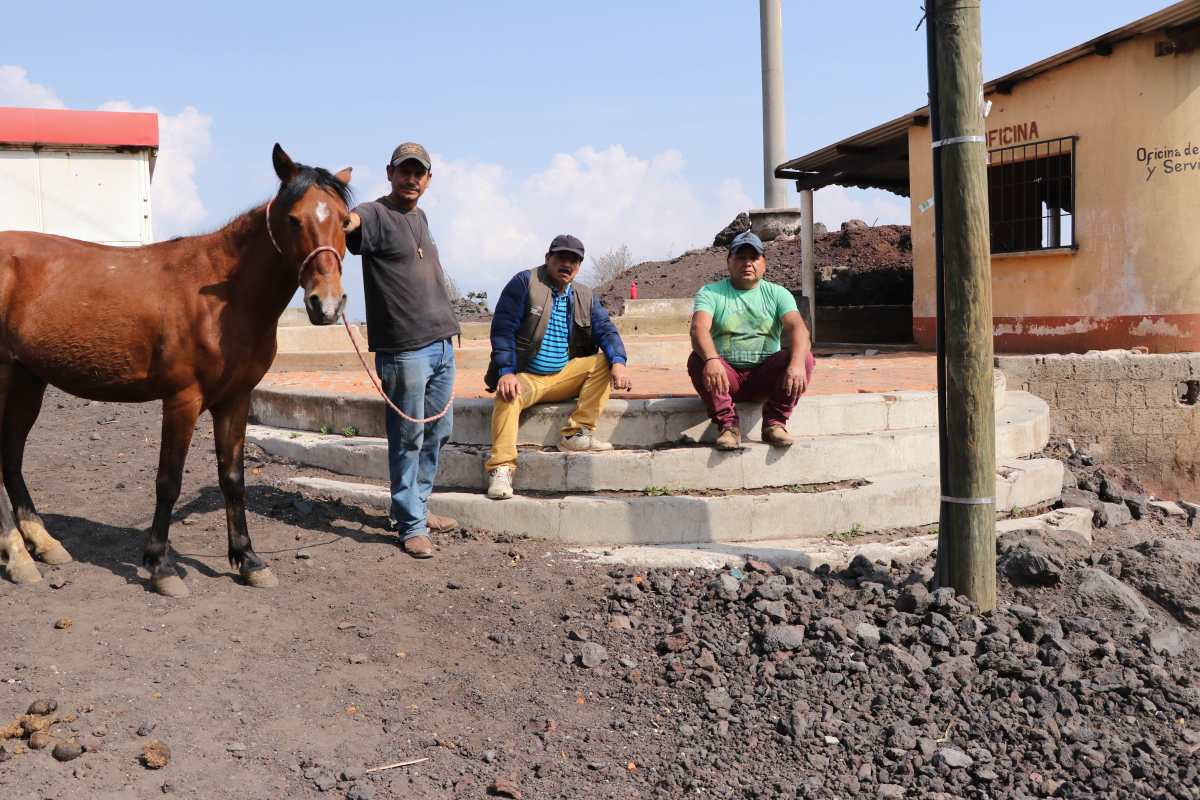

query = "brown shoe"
[402,535,434,559]
[715,427,742,451]
[762,425,794,448]
[427,514,458,533]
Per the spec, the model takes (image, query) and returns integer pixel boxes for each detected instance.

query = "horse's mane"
[196,161,354,241]
[276,162,354,211]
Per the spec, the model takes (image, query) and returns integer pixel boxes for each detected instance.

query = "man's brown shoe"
[763,425,794,447]
[427,514,458,533]
[403,535,434,559]
[715,427,742,451]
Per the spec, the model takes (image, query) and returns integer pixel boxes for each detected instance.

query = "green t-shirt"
[693,278,798,368]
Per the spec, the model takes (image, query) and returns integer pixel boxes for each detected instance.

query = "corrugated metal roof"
[775,0,1200,194]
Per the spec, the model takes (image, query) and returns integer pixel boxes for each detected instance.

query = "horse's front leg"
[213,393,276,588]
[144,392,203,597]
[0,363,41,585]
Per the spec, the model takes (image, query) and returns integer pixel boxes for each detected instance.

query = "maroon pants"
[687,350,816,430]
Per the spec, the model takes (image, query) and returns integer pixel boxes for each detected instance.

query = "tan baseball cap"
[390,142,431,169]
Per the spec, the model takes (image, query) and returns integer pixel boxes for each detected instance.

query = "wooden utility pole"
[926,0,997,611]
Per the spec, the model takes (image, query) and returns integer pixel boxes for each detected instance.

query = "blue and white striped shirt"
[526,286,571,374]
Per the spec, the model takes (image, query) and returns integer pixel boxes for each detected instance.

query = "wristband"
[705,356,722,362]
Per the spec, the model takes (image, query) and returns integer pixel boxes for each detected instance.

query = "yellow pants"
[486,354,613,471]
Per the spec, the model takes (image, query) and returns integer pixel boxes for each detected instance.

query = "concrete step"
[247,390,1047,491]
[270,335,695,373]
[569,507,1093,571]
[286,457,1063,546]
[250,372,1004,443]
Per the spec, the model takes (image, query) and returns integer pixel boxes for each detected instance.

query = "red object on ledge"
[630,280,638,300]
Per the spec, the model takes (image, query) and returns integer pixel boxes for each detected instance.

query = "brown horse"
[0,144,352,596]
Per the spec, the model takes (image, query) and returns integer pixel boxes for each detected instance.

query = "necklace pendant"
[417,247,424,260]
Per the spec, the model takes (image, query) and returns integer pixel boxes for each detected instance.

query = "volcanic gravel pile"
[571,502,1200,797]
[595,220,913,312]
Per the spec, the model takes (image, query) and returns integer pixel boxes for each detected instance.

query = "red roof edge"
[0,107,159,149]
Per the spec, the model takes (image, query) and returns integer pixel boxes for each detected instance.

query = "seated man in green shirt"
[688,231,815,450]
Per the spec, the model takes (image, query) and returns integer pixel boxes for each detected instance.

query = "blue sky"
[1,0,1168,318]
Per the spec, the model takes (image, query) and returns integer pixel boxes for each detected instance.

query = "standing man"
[483,235,631,500]
[344,142,459,558]
[688,231,815,450]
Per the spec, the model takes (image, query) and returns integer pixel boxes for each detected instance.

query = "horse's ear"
[272,143,297,182]
[334,167,352,185]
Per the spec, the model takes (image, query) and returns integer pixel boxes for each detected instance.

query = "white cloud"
[413,144,753,309]
[811,186,910,230]
[0,65,65,108]
[97,101,212,239]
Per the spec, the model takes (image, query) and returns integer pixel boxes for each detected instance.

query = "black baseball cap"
[390,142,431,169]
[548,234,585,260]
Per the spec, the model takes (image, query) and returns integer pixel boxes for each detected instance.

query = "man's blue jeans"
[375,339,455,541]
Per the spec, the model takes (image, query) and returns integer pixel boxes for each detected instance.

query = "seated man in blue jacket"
[483,234,631,499]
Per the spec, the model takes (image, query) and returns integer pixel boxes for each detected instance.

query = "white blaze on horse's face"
[292,191,348,326]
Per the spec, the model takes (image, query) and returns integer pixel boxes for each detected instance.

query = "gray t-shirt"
[346,196,460,352]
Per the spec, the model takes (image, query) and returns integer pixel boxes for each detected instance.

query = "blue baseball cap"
[728,230,765,255]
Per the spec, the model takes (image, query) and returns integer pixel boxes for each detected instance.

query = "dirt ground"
[0,390,660,799]
[3,391,1200,799]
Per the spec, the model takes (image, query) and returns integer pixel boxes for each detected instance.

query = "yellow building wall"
[910,30,1200,352]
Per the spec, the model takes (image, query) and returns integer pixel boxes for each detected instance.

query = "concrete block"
[1055,383,1088,411]
[1125,357,1168,381]
[1038,355,1076,381]
[884,392,940,430]
[1095,351,1133,380]
[1109,436,1148,465]
[1097,408,1135,436]
[1026,381,1058,406]
[747,490,852,541]
[432,492,563,538]
[447,400,493,445]
[332,395,386,438]
[436,447,486,489]
[996,458,1064,511]
[1143,380,1179,408]
[622,298,694,318]
[1070,357,1101,380]
[1149,500,1187,517]
[515,450,568,492]
[291,476,389,508]
[808,395,889,436]
[1083,381,1117,410]
[995,355,1037,383]
[1132,409,1165,436]
[1146,435,1176,463]
[250,387,337,432]
[1114,381,1148,410]
[648,446,743,490]
[566,449,652,492]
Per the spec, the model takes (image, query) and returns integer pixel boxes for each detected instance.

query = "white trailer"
[0,107,158,246]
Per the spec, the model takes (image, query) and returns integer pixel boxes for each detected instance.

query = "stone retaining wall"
[996,351,1200,492]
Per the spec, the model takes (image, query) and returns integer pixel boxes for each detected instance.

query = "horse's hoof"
[152,575,190,598]
[36,544,73,566]
[241,566,278,589]
[5,560,43,585]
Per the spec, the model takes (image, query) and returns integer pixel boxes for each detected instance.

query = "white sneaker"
[558,430,614,452]
[487,466,514,500]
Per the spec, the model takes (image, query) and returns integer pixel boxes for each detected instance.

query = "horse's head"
[269,144,352,325]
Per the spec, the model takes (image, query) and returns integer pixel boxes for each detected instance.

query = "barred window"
[987,136,1077,254]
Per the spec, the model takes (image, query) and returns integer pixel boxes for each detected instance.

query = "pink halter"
[265,199,344,282]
